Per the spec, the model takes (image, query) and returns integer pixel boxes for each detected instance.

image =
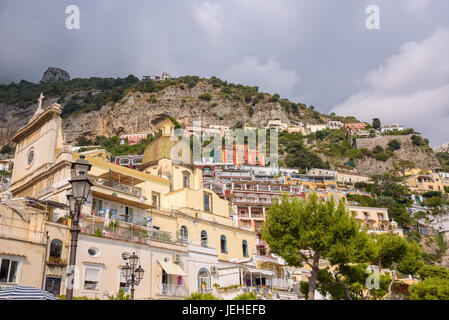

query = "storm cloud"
[1,0,448,145]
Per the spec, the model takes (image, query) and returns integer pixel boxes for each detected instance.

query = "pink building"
[120,133,148,145]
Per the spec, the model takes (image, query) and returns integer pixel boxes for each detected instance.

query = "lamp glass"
[82,178,93,200]
[135,266,145,282]
[129,252,139,268]
[122,263,132,279]
[67,193,76,212]
[70,176,91,201]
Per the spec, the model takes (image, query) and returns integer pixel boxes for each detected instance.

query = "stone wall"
[355,135,415,150]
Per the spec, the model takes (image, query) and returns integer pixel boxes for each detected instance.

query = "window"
[180,226,188,244]
[49,239,63,260]
[204,192,211,212]
[183,172,190,188]
[201,230,208,248]
[0,258,19,284]
[152,192,160,209]
[198,268,211,292]
[93,199,104,213]
[242,240,249,257]
[220,235,227,254]
[88,247,100,258]
[83,267,100,291]
[27,149,34,166]
[119,158,130,166]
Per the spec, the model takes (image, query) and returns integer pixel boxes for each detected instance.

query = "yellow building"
[80,149,111,162]
[403,168,433,176]
[347,206,403,236]
[3,94,258,299]
[405,173,445,193]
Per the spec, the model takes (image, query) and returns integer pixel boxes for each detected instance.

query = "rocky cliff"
[355,135,440,175]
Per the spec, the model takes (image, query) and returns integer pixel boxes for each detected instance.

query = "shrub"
[269,94,280,103]
[233,292,257,300]
[387,139,401,151]
[185,292,219,300]
[198,93,212,101]
[109,289,131,300]
[411,135,426,146]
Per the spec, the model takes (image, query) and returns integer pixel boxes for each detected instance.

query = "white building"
[381,124,404,133]
[305,124,327,134]
[326,121,344,130]
[266,120,288,132]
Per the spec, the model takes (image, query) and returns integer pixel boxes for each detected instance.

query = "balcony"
[79,213,180,245]
[95,179,143,197]
[157,284,187,298]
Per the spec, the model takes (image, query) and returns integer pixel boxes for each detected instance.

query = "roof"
[72,153,171,186]
[10,104,61,143]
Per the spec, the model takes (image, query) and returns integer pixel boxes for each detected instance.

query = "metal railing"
[96,179,142,197]
[157,284,187,297]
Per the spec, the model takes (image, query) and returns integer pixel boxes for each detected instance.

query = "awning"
[242,267,274,277]
[158,260,186,276]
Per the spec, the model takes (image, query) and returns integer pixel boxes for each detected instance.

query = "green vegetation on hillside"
[77,134,158,159]
[436,152,449,171]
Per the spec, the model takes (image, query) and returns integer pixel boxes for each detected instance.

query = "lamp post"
[121,252,145,299]
[66,155,93,300]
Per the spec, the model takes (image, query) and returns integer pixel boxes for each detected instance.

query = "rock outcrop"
[40,67,70,82]
[355,135,440,175]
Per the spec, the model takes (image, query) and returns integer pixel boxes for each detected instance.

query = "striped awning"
[0,286,59,300]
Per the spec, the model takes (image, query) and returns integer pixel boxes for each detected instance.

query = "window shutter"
[85,268,100,282]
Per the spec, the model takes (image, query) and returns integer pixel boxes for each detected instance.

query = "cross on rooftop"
[37,92,45,109]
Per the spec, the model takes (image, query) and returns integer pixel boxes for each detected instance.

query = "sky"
[0,0,448,146]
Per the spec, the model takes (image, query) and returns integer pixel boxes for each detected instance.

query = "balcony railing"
[79,213,180,245]
[271,278,292,290]
[96,179,142,197]
[157,284,187,297]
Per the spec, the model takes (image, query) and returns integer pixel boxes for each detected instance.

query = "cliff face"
[60,83,303,144]
[355,135,440,175]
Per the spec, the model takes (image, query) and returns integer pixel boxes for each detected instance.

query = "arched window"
[180,226,188,244]
[201,230,208,248]
[198,268,211,292]
[220,235,227,254]
[49,239,63,260]
[242,240,248,257]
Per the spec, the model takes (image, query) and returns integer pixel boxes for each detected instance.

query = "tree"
[372,118,381,130]
[417,265,449,280]
[374,233,424,298]
[262,193,368,300]
[409,277,449,300]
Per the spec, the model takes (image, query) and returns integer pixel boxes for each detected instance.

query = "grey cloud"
[1,0,449,145]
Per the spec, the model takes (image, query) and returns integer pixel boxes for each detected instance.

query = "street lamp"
[66,155,93,300]
[121,252,145,299]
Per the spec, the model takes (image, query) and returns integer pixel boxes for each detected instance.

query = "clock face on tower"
[27,149,34,166]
